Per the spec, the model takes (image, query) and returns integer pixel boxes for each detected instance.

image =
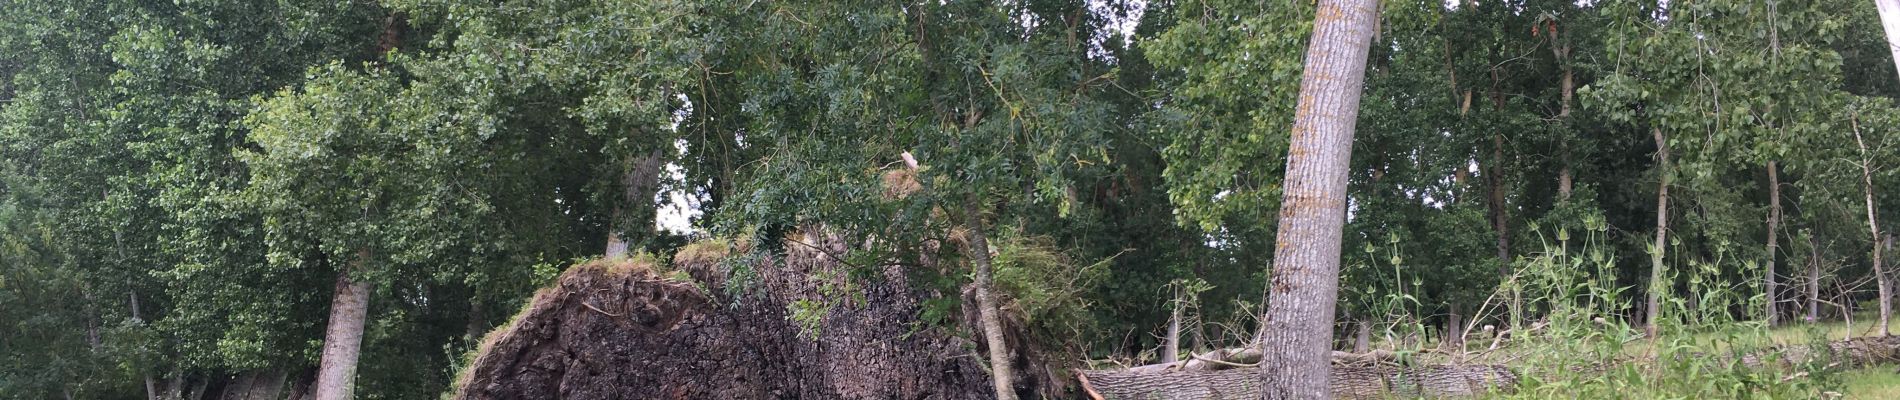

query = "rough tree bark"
[1767,161,1782,326]
[962,201,1019,400]
[1852,114,1890,336]
[604,149,665,258]
[1256,0,1379,398]
[1647,127,1670,339]
[311,250,372,400]
[1083,365,1517,400]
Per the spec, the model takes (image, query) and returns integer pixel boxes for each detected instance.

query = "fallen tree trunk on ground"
[1080,364,1518,400]
[1084,335,1900,399]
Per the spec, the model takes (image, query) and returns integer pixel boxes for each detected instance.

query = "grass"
[1650,316,1900,398]
[1842,366,1900,399]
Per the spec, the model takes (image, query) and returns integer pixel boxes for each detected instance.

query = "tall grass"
[1478,218,1845,398]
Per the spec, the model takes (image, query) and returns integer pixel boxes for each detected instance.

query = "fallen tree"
[1080,335,1900,399]
[1080,364,1518,400]
[450,237,1054,399]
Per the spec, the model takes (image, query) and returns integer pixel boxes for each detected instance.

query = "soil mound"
[451,240,1015,399]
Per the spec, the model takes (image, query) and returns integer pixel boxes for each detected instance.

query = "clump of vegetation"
[991,235,1111,359]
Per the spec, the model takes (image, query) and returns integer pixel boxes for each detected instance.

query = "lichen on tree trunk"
[1256,0,1380,398]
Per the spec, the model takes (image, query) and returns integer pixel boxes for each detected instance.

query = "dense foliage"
[2,0,1897,397]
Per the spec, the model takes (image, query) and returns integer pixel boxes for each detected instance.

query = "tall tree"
[1851,107,1891,336]
[1255,0,1379,398]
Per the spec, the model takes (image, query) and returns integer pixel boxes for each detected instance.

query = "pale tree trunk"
[312,249,373,400]
[1810,233,1823,323]
[605,150,666,258]
[1852,114,1890,336]
[1445,305,1464,350]
[1872,0,1899,335]
[1854,116,1884,337]
[1354,320,1372,354]
[961,202,1016,400]
[1553,30,1575,201]
[1164,297,1182,364]
[1767,161,1782,326]
[130,290,157,400]
[1647,128,1670,339]
[1256,0,1378,398]
[1876,0,1900,81]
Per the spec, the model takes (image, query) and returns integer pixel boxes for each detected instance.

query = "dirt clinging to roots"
[451,240,1007,399]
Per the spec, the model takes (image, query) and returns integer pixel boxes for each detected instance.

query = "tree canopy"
[4,0,1900,398]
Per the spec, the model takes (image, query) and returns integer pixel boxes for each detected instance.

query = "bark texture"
[1257,0,1379,398]
[1084,365,1517,400]
[1647,128,1670,339]
[963,202,1020,400]
[1767,161,1782,326]
[604,149,666,258]
[311,252,371,400]
[452,237,1030,400]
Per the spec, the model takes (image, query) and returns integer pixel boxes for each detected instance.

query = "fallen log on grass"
[1122,347,1405,374]
[1082,335,1900,399]
[1079,364,1518,400]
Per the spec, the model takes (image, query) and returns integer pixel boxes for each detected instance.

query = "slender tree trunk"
[312,249,373,400]
[1551,23,1574,201]
[1354,319,1372,353]
[1164,294,1182,364]
[1767,161,1782,326]
[165,375,183,400]
[1852,115,1890,336]
[961,202,1017,400]
[1810,233,1823,323]
[129,290,157,400]
[1446,304,1464,350]
[1256,0,1378,398]
[605,150,666,258]
[466,299,486,341]
[1647,128,1670,339]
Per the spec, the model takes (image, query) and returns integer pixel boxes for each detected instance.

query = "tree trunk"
[1256,0,1379,398]
[467,299,486,341]
[1083,365,1516,400]
[1446,306,1465,350]
[1554,38,1574,201]
[605,150,666,258]
[130,291,157,400]
[1164,296,1182,364]
[1647,127,1670,339]
[312,249,373,400]
[962,201,1017,400]
[236,369,287,400]
[1876,0,1900,82]
[1810,233,1822,323]
[1354,320,1372,354]
[1767,161,1782,326]
[1852,115,1890,336]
